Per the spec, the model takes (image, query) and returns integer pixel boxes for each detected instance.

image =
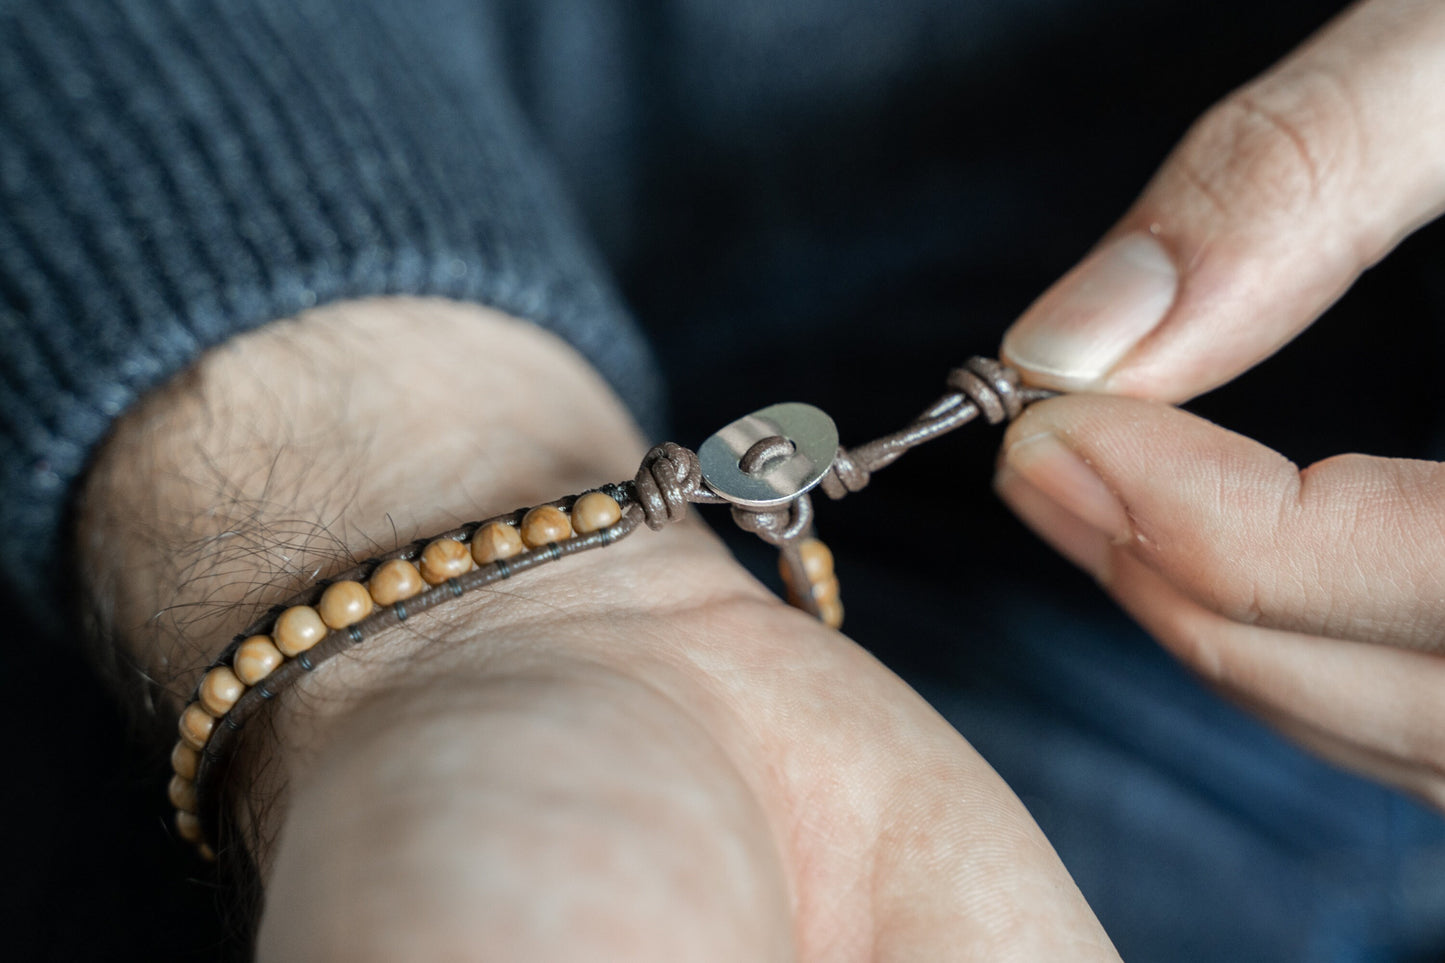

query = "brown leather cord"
[739,436,797,474]
[182,357,1053,855]
[821,356,1053,498]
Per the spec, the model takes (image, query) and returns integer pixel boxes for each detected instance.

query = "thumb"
[1001,0,1445,401]
[994,394,1445,653]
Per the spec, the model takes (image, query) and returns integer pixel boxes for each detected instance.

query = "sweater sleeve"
[0,0,663,641]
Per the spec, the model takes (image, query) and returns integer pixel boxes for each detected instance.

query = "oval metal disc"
[698,402,839,508]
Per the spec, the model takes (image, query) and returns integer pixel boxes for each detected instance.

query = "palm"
[257,525,1118,961]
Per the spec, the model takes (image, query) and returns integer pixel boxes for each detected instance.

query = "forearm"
[75,295,744,846]
[78,296,648,690]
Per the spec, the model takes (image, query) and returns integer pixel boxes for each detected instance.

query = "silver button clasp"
[698,402,838,508]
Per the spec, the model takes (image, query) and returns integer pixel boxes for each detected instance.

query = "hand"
[996,0,1445,803]
[81,299,1118,960]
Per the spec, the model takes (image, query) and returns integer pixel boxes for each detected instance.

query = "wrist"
[77,296,768,865]
[78,296,648,692]
[258,601,795,961]
[239,505,773,867]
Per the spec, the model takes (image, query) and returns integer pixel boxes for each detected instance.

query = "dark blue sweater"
[0,0,669,640]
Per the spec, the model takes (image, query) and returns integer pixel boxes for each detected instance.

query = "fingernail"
[994,465,1114,582]
[1001,232,1177,391]
[1002,432,1130,543]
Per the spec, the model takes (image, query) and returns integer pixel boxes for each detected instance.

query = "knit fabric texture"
[0,0,662,641]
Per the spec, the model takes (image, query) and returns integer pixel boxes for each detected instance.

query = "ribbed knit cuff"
[0,0,662,644]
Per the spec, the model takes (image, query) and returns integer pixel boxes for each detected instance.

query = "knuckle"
[1169,67,1362,225]
[1299,455,1445,647]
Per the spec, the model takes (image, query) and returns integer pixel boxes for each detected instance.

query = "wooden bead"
[168,774,198,813]
[571,491,622,534]
[178,703,215,750]
[520,505,572,547]
[171,741,199,781]
[197,843,217,862]
[234,635,284,686]
[171,741,200,780]
[368,558,424,606]
[420,537,473,585]
[198,665,244,716]
[274,604,327,656]
[810,576,841,606]
[798,538,834,581]
[471,521,524,564]
[818,597,844,630]
[318,579,374,629]
[175,810,203,844]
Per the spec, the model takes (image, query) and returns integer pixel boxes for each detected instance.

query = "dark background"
[10,0,1445,959]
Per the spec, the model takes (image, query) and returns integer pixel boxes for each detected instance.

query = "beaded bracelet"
[168,356,1054,860]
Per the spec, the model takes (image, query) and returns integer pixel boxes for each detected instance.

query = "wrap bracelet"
[168,356,1054,860]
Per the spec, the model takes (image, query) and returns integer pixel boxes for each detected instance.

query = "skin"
[79,298,1116,960]
[998,0,1445,805]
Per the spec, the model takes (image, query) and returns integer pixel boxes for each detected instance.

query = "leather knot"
[946,356,1024,424]
[820,446,870,500]
[633,443,702,530]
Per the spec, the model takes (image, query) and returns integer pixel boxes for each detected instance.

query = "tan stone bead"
[274,604,328,656]
[520,505,572,547]
[810,575,841,606]
[168,774,198,813]
[318,579,374,629]
[798,538,834,581]
[198,665,245,716]
[571,491,623,534]
[234,635,285,686]
[178,703,215,750]
[471,522,524,564]
[420,537,473,585]
[197,843,217,862]
[175,810,203,844]
[818,597,844,630]
[369,558,424,606]
[171,741,200,781]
